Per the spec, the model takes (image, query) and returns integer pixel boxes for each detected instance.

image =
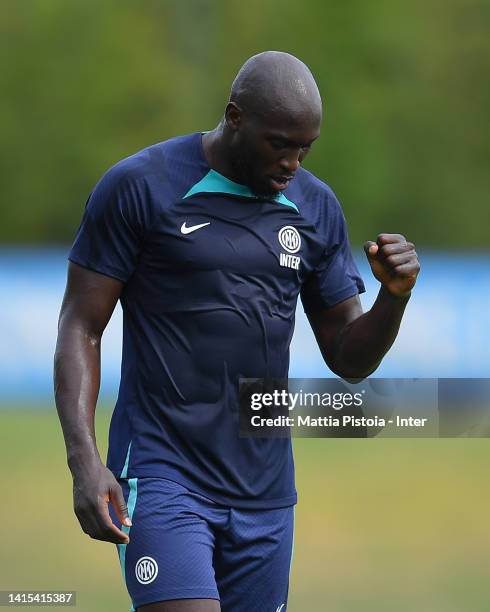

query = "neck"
[202,122,242,184]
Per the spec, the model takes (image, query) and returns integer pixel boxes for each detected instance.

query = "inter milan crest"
[278,226,301,253]
[278,226,301,270]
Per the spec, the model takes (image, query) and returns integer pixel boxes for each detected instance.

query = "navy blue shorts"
[110,477,294,611]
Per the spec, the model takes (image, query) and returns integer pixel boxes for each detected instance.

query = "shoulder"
[287,167,346,231]
[87,133,206,212]
[96,132,201,192]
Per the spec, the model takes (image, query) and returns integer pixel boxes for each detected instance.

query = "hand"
[72,460,132,544]
[364,234,420,298]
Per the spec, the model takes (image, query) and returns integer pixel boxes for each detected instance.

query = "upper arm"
[60,160,153,336]
[307,295,363,372]
[299,183,365,372]
[69,161,153,284]
[58,262,124,338]
[299,184,365,314]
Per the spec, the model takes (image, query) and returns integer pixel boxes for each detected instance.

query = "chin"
[232,157,276,197]
[249,177,278,199]
[254,188,278,198]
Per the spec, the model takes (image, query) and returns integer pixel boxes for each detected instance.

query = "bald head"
[229,51,322,124]
[204,51,322,196]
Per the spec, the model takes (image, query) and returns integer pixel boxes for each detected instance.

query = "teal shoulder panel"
[184,169,255,199]
[183,168,299,212]
[275,192,299,213]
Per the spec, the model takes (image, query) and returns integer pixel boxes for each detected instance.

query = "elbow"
[331,370,369,384]
[318,336,382,381]
[326,359,381,382]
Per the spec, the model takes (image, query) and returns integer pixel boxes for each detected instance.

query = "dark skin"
[55,264,221,612]
[55,51,419,612]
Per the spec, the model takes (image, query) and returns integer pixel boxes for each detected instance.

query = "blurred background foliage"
[2,3,490,610]
[1,0,489,247]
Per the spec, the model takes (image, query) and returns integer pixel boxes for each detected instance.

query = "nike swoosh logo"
[180,221,211,235]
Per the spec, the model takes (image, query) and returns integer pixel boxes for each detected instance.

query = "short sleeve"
[69,164,152,282]
[300,190,365,313]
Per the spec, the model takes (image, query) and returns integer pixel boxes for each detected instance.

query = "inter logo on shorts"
[135,556,158,585]
[278,226,301,254]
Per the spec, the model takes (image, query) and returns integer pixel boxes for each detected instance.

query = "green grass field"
[1,410,489,611]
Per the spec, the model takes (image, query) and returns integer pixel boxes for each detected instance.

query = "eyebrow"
[267,133,319,148]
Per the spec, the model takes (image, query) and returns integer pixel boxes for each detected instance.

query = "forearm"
[331,287,410,378]
[54,321,103,474]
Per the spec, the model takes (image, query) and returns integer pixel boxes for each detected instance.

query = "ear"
[224,102,243,131]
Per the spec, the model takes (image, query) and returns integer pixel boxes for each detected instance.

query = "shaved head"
[203,51,323,197]
[229,51,322,124]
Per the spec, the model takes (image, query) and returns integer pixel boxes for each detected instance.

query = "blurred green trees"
[1,0,489,247]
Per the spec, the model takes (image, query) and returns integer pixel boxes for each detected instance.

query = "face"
[227,105,321,197]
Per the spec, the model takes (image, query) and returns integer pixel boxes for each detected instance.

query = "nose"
[280,149,301,173]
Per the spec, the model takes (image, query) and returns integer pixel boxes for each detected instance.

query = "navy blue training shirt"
[69,132,365,509]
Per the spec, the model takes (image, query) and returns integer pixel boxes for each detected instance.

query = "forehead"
[256,110,321,143]
[249,96,322,139]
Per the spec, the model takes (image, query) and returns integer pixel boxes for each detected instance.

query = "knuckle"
[89,532,104,542]
[102,529,119,543]
[84,527,98,539]
[111,481,124,496]
[382,244,395,256]
[74,505,87,520]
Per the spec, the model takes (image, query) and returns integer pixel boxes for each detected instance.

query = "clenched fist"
[364,234,420,298]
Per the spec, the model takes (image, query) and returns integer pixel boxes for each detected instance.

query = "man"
[54,51,419,612]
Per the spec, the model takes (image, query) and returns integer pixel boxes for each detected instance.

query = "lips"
[269,175,294,192]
